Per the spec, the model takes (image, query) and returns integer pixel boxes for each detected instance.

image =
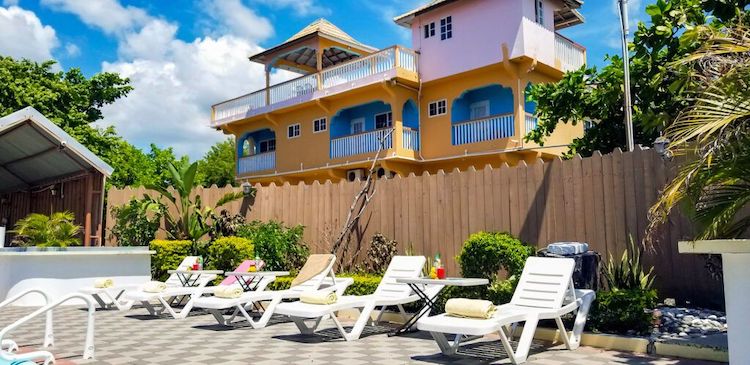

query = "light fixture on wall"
[653,136,672,160]
[241,182,253,197]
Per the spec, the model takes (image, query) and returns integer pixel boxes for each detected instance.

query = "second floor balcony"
[211,46,419,127]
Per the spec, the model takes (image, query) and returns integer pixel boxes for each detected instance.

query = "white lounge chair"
[193,254,352,329]
[123,256,219,319]
[417,257,596,365]
[79,256,200,311]
[274,255,430,341]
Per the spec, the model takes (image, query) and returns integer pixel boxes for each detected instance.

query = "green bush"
[150,239,192,281]
[358,233,398,274]
[457,232,534,280]
[236,221,309,271]
[588,288,658,335]
[205,236,254,275]
[110,197,163,246]
[11,212,81,247]
[267,273,381,296]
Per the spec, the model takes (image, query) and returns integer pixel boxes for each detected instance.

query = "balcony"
[330,128,394,159]
[211,46,419,127]
[525,113,538,134]
[554,34,586,72]
[452,114,515,145]
[238,151,275,175]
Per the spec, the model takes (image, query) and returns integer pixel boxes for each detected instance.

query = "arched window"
[241,139,252,157]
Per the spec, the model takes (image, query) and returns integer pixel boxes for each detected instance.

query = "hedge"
[150,239,192,281]
[267,273,382,296]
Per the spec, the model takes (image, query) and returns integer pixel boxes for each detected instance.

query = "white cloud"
[252,0,329,17]
[40,0,149,35]
[0,6,58,62]
[64,42,79,57]
[204,0,273,41]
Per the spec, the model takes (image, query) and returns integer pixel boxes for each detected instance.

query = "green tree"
[197,138,237,187]
[526,0,749,157]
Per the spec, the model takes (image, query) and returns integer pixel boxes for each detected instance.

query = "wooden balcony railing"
[211,46,419,127]
[452,114,515,145]
[237,151,275,175]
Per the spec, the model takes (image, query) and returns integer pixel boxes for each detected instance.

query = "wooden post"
[265,67,271,106]
[83,173,93,246]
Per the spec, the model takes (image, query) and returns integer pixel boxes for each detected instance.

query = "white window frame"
[440,16,452,40]
[423,22,435,38]
[428,99,447,118]
[350,117,365,134]
[374,111,393,129]
[312,117,327,133]
[287,123,301,139]
[258,138,276,153]
[469,100,490,120]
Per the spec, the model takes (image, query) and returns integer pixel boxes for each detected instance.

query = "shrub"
[209,210,246,240]
[12,212,81,247]
[457,232,534,281]
[236,221,308,271]
[150,239,192,281]
[110,197,163,246]
[588,288,658,335]
[206,236,254,275]
[602,236,655,291]
[268,273,381,296]
[358,233,398,274]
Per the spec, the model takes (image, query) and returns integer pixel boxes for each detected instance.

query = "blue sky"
[0,0,647,159]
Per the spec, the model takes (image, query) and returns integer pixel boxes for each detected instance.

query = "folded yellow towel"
[300,291,337,305]
[445,298,496,319]
[214,286,243,299]
[94,278,113,289]
[142,281,167,293]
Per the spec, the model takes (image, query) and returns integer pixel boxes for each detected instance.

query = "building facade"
[210,0,586,184]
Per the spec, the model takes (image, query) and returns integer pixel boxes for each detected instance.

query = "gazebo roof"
[0,107,113,193]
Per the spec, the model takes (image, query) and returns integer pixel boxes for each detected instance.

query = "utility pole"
[619,0,635,151]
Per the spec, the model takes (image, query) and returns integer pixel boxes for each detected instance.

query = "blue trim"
[451,84,514,124]
[402,99,419,129]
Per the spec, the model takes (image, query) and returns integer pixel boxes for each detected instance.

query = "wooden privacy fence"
[107,147,723,308]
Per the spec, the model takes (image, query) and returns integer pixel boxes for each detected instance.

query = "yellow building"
[210,0,586,184]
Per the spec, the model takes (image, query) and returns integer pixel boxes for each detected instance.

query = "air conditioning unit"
[346,168,366,182]
[376,167,396,179]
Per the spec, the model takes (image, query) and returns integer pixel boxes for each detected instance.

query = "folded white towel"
[94,278,114,289]
[445,298,496,319]
[300,291,337,305]
[214,286,243,299]
[547,242,589,256]
[142,281,167,293]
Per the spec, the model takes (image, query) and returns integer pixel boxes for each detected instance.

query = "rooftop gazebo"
[0,107,113,246]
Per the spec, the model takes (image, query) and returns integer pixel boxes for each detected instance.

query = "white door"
[351,117,365,134]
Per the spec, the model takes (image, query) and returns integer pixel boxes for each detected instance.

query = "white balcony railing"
[555,34,586,72]
[402,127,420,150]
[212,46,419,126]
[525,113,538,134]
[237,151,275,175]
[330,128,393,159]
[452,114,515,145]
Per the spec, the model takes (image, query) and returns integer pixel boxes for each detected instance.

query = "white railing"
[321,48,395,89]
[525,113,538,134]
[212,46,418,126]
[330,128,393,159]
[269,73,318,105]
[402,127,420,150]
[555,34,586,72]
[452,114,515,145]
[0,289,53,348]
[398,47,418,72]
[237,151,275,175]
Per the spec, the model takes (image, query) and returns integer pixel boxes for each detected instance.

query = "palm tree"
[649,22,750,240]
[12,212,81,247]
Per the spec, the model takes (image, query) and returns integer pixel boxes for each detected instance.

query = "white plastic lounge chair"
[123,256,219,319]
[0,289,54,352]
[79,256,199,310]
[0,293,96,365]
[194,254,352,329]
[274,255,431,341]
[417,257,596,365]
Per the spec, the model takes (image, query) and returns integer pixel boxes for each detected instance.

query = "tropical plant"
[602,236,656,291]
[358,233,398,274]
[236,221,308,271]
[110,197,164,246]
[11,212,81,247]
[648,20,750,240]
[144,161,248,241]
[209,210,246,240]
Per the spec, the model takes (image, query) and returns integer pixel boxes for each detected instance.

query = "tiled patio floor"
[0,305,725,364]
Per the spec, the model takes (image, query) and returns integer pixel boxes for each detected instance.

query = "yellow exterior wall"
[226,59,583,184]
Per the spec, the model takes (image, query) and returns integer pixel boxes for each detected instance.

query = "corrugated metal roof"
[0,107,114,193]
